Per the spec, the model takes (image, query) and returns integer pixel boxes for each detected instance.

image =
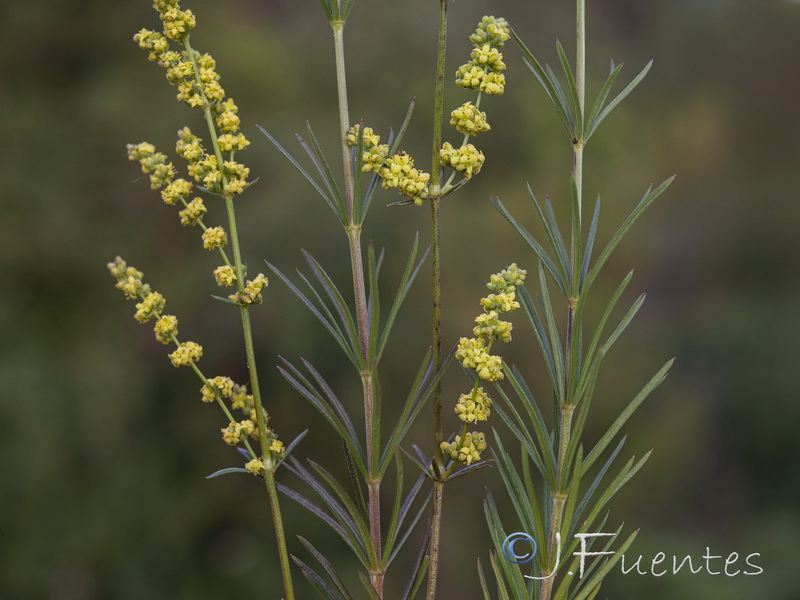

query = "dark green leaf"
[588,60,653,138]
[205,467,248,479]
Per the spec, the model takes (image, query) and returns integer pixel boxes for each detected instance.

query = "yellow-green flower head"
[213,265,237,287]
[231,383,255,415]
[176,80,204,108]
[200,375,235,403]
[378,152,430,204]
[398,170,431,205]
[239,419,257,438]
[134,292,166,323]
[222,422,242,446]
[222,161,250,195]
[202,226,228,250]
[456,336,505,380]
[441,431,487,465]
[150,162,175,190]
[127,142,156,162]
[178,197,207,226]
[108,257,150,299]
[202,80,226,104]
[346,124,381,149]
[154,314,178,344]
[160,7,196,42]
[450,102,491,136]
[161,178,192,205]
[455,64,506,95]
[153,0,179,12]
[362,144,389,173]
[213,98,239,118]
[439,142,485,179]
[455,387,492,423]
[455,336,487,369]
[169,341,203,367]
[487,263,527,294]
[230,273,268,305]
[270,439,285,457]
[134,29,169,61]
[470,16,511,48]
[217,133,250,153]
[471,44,506,72]
[156,49,181,69]
[480,291,520,314]
[473,311,513,343]
[176,128,205,162]
[379,152,414,189]
[186,153,218,186]
[245,458,265,476]
[165,59,193,84]
[216,110,240,133]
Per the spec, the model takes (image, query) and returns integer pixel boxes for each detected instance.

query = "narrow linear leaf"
[205,467,248,479]
[257,125,341,222]
[601,293,645,355]
[579,197,601,291]
[268,261,359,366]
[555,40,583,137]
[377,236,427,363]
[518,286,560,392]
[401,528,430,600]
[297,536,355,600]
[292,555,345,600]
[583,359,673,472]
[588,60,653,138]
[587,175,675,290]
[358,572,381,600]
[511,28,574,136]
[585,63,624,139]
[492,197,568,295]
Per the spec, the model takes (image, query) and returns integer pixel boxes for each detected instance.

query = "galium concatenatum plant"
[108,0,672,599]
[477,2,674,599]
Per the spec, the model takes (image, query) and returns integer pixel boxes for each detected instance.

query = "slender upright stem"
[333,21,383,597]
[183,34,296,600]
[332,22,355,220]
[541,3,585,599]
[265,472,295,600]
[426,3,448,600]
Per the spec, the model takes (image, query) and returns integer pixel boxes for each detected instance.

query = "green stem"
[332,22,355,221]
[542,4,584,599]
[265,472,295,600]
[333,23,383,597]
[429,0,448,192]
[184,34,295,600]
[427,4,448,600]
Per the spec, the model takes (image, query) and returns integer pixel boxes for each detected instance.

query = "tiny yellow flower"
[168,341,203,367]
[450,102,491,136]
[222,422,242,446]
[178,197,207,226]
[134,292,165,323]
[213,265,237,287]
[154,315,178,344]
[161,178,192,205]
[245,458,265,476]
[202,226,228,250]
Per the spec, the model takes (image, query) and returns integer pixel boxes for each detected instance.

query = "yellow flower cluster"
[450,102,491,136]
[202,226,228,250]
[229,273,269,305]
[154,315,178,344]
[132,2,251,200]
[441,432,487,466]
[444,264,526,466]
[455,387,491,423]
[134,292,166,323]
[213,265,237,287]
[221,420,257,446]
[439,142,485,179]
[346,124,430,206]
[456,16,510,95]
[169,341,203,367]
[200,375,235,403]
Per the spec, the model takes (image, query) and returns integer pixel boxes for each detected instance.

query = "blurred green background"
[2,0,799,598]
